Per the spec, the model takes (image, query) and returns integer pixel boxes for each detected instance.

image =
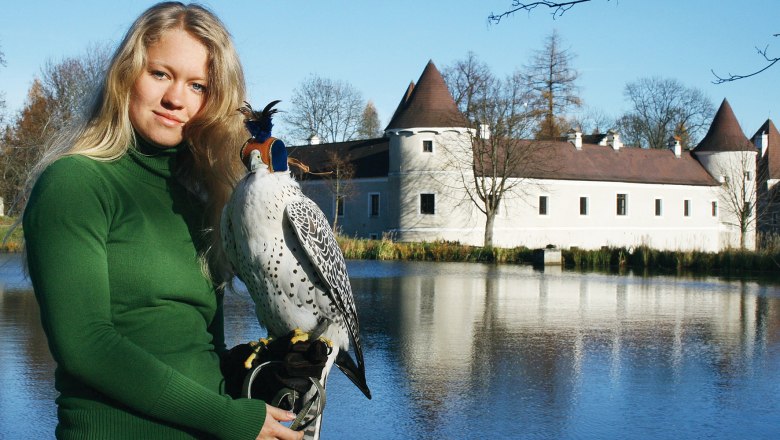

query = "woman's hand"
[256,404,304,440]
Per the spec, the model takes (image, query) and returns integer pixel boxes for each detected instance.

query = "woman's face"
[129,29,209,148]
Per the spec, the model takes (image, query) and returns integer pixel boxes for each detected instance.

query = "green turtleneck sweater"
[23,141,266,439]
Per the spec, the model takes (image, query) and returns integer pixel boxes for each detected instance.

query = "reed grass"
[338,236,780,275]
[3,218,778,275]
[336,236,535,264]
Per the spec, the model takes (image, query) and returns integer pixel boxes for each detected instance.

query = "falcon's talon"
[290,328,309,344]
[317,336,333,348]
[244,338,271,369]
[243,352,257,370]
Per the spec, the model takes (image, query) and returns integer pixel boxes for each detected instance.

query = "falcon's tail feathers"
[335,350,371,399]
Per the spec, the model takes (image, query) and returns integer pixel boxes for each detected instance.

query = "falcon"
[221,101,370,437]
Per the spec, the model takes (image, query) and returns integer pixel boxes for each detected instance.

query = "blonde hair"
[25,2,247,280]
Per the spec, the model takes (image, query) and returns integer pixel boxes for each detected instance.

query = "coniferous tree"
[357,100,382,139]
[524,30,581,140]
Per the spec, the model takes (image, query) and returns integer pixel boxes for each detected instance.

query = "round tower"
[693,98,758,249]
[384,61,474,243]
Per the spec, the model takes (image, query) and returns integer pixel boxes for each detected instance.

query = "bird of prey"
[221,101,370,437]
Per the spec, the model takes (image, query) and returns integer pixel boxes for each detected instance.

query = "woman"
[22,2,302,439]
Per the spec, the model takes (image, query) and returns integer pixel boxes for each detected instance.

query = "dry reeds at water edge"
[2,220,778,275]
[336,234,780,275]
[336,235,533,264]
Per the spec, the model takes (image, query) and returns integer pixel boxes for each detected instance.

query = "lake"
[1,254,779,439]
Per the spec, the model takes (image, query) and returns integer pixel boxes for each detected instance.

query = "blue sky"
[1,0,778,139]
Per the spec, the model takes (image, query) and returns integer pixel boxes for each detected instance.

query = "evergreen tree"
[524,30,581,140]
[357,100,382,139]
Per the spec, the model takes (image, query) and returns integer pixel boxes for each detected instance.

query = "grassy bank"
[337,236,535,264]
[564,245,780,274]
[0,217,23,253]
[5,220,777,275]
[338,236,780,276]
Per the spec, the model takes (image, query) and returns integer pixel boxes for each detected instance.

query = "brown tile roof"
[289,137,718,186]
[385,60,465,130]
[287,137,389,180]
[753,119,780,179]
[509,141,719,186]
[694,98,754,153]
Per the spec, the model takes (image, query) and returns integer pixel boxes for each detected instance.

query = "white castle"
[289,61,780,252]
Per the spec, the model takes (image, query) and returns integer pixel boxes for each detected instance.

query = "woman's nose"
[161,83,185,109]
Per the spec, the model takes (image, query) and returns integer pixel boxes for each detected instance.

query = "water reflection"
[1,256,778,439]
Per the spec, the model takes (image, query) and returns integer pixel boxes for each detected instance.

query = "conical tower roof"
[385,60,465,130]
[753,119,780,178]
[694,98,754,152]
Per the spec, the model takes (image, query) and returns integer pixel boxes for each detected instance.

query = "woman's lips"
[154,111,184,126]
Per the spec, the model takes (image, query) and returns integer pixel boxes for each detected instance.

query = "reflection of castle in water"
[364,264,780,431]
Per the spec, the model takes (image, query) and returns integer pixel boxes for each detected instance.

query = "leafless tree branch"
[488,0,599,23]
[712,43,780,84]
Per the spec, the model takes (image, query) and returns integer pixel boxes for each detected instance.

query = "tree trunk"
[484,211,495,248]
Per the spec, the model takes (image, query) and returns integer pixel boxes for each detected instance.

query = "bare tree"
[443,52,495,119]
[284,75,366,144]
[321,151,355,233]
[442,55,542,247]
[0,41,7,129]
[756,148,780,248]
[524,30,581,140]
[357,100,382,139]
[0,46,109,214]
[615,77,715,150]
[0,80,53,214]
[569,106,615,136]
[716,151,759,249]
[40,43,110,124]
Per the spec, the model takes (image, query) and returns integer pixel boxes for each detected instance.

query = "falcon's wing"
[285,199,363,358]
[285,199,358,326]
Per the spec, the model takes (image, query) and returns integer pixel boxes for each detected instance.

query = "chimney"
[567,129,582,150]
[479,124,491,140]
[607,130,622,150]
[307,134,321,145]
[755,131,769,157]
[668,136,682,158]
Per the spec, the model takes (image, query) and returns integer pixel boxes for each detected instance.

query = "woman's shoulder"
[30,155,118,203]
[36,154,119,187]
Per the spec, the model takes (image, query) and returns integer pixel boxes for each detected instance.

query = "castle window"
[616,194,627,216]
[423,140,434,153]
[712,201,718,217]
[655,198,663,216]
[580,197,588,216]
[684,200,691,217]
[420,193,435,214]
[369,193,380,217]
[539,196,548,215]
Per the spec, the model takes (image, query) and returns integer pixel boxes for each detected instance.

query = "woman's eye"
[151,70,167,79]
[191,83,207,93]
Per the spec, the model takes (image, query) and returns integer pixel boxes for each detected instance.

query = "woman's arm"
[24,158,265,439]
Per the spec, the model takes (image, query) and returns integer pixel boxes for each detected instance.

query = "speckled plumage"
[220,163,370,402]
